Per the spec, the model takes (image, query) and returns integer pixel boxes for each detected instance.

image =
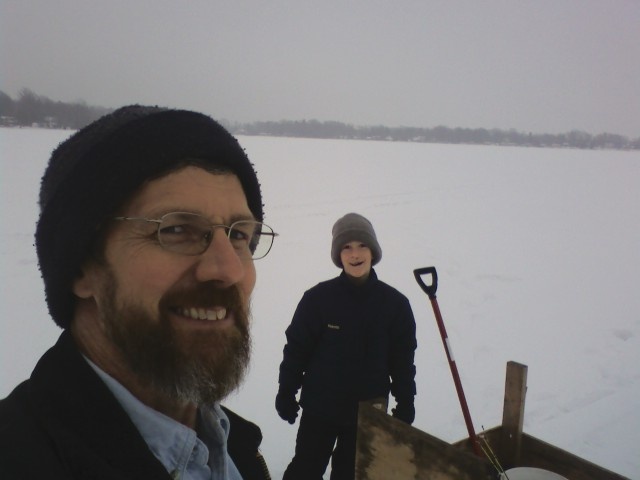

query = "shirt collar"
[84,357,234,479]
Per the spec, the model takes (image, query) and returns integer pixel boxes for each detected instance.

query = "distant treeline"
[0,89,111,130]
[229,120,639,150]
[2,88,638,150]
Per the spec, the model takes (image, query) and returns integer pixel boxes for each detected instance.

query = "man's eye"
[160,224,203,241]
[229,228,250,243]
[160,224,188,235]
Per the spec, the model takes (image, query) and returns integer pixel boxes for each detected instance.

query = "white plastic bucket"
[499,467,569,480]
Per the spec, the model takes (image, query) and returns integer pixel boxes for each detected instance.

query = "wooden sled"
[356,361,629,480]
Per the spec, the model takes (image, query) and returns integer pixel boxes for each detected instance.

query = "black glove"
[275,389,300,424]
[392,399,415,425]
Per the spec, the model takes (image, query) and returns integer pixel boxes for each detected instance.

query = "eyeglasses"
[113,212,278,259]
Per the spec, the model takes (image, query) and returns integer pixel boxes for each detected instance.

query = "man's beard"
[99,269,251,405]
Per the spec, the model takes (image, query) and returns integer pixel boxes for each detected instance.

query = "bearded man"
[0,106,276,480]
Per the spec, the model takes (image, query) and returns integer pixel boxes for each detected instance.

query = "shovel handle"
[414,265,482,456]
[414,267,438,299]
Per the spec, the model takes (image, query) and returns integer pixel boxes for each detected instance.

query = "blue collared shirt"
[87,359,243,480]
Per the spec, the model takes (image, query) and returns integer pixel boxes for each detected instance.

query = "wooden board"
[356,401,494,480]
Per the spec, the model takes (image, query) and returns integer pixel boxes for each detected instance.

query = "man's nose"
[194,229,245,285]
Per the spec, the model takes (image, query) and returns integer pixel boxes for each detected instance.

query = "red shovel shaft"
[429,296,482,456]
[414,267,482,457]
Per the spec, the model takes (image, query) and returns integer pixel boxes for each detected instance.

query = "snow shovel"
[414,266,482,457]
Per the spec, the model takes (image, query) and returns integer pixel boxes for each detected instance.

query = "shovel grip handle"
[414,266,438,299]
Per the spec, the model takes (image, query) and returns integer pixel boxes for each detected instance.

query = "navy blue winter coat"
[278,269,417,424]
[0,331,270,479]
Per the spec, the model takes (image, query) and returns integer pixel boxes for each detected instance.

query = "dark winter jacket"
[278,269,417,424]
[0,331,270,480]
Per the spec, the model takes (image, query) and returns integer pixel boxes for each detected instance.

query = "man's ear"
[72,262,100,299]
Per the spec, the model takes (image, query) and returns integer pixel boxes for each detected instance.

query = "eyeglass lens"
[157,212,275,259]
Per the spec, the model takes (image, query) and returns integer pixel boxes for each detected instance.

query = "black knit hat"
[35,105,264,329]
[331,212,382,268]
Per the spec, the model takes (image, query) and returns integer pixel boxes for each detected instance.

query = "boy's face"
[340,240,372,279]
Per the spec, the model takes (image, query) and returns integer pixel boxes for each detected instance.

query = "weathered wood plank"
[356,401,494,480]
[519,433,630,480]
[501,361,528,467]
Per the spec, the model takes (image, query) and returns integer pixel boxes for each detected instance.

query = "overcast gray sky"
[2,1,639,137]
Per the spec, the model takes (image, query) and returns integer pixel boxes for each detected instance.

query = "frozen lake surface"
[1,128,638,478]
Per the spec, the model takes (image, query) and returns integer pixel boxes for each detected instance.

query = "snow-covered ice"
[1,128,638,478]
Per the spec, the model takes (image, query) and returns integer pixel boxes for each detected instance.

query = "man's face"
[74,166,257,404]
[340,241,372,279]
